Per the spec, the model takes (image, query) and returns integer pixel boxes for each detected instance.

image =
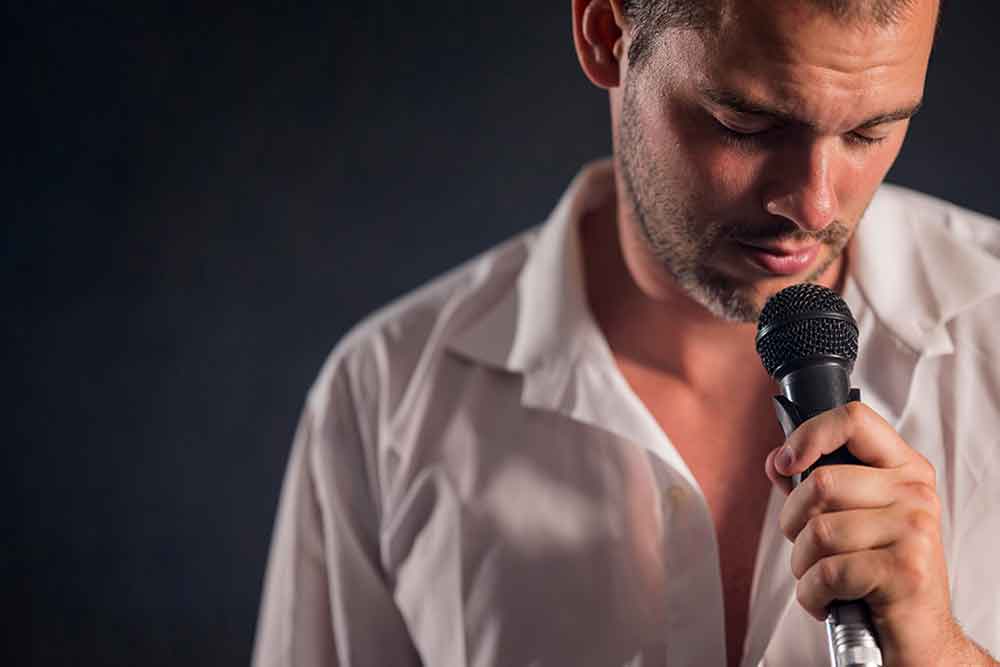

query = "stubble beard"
[616,77,850,323]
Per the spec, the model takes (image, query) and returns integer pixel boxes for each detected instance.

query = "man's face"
[613,0,938,321]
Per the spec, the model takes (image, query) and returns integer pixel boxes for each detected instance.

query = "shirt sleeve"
[252,362,422,666]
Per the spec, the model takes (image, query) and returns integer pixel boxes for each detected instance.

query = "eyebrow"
[699,87,923,130]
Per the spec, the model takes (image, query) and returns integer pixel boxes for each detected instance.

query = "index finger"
[775,402,920,479]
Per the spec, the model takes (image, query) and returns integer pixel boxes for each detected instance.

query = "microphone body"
[772,375,881,667]
[756,284,883,667]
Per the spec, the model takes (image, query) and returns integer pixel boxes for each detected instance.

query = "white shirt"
[253,160,1000,666]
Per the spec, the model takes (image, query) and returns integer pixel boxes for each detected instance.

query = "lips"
[736,241,821,276]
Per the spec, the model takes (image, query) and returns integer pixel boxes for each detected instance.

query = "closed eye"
[712,115,780,148]
[845,132,888,147]
[714,115,890,151]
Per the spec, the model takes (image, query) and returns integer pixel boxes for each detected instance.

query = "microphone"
[755,283,883,667]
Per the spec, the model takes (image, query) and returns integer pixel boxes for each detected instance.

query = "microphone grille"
[755,283,859,378]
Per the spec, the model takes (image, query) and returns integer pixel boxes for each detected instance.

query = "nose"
[762,139,840,233]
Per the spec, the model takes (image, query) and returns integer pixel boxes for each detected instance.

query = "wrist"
[939,621,998,667]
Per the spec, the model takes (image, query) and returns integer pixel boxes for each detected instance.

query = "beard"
[616,77,852,323]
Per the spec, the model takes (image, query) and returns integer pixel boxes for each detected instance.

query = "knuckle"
[795,580,819,617]
[781,524,794,542]
[842,400,866,427]
[817,556,844,592]
[778,507,793,539]
[894,548,932,592]
[906,481,942,517]
[904,511,941,556]
[790,543,806,579]
[795,581,808,607]
[809,468,838,506]
[913,455,937,486]
[909,500,939,530]
[906,509,936,535]
[808,515,837,553]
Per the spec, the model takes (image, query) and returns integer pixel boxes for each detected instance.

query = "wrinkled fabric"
[253,160,1000,667]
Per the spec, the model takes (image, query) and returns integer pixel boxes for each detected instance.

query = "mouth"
[734,240,821,276]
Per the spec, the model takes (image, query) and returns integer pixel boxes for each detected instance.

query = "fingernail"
[778,446,795,473]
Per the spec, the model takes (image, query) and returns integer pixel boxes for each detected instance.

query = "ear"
[572,0,628,89]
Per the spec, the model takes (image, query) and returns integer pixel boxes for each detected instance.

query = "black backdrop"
[8,3,999,665]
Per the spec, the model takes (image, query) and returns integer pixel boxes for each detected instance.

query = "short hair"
[620,0,927,69]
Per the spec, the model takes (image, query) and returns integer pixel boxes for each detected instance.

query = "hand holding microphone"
[756,284,966,667]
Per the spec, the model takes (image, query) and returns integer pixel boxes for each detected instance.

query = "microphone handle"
[772,387,884,667]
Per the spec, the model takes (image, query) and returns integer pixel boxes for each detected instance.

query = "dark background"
[7,3,998,665]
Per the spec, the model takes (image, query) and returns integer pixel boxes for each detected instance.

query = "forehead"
[667,0,938,129]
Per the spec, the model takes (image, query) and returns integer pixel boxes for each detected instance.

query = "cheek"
[667,104,762,203]
[838,137,905,215]
[707,149,764,202]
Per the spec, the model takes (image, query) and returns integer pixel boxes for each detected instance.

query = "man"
[254,0,1000,664]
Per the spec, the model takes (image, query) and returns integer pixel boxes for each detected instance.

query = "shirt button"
[666,485,689,510]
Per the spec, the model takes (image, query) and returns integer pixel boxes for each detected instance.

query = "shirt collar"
[849,184,1000,356]
[448,158,698,486]
[448,159,613,376]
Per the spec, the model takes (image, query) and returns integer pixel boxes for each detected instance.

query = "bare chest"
[646,396,783,666]
[673,418,779,667]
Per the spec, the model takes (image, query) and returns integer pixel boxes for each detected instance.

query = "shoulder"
[868,184,1000,324]
[877,183,1000,255]
[896,185,1000,331]
[303,227,537,435]
[881,187,1000,442]
[865,188,1000,530]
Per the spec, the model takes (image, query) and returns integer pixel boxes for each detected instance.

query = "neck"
[580,201,842,397]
